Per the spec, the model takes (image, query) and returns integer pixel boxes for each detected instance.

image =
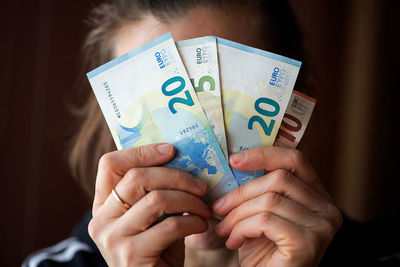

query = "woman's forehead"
[113,6,265,58]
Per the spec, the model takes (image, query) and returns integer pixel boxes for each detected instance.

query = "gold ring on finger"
[111,189,132,210]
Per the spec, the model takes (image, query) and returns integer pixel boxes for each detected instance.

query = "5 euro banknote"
[176,36,228,159]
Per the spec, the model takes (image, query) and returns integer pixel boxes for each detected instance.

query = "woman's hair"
[69,0,305,199]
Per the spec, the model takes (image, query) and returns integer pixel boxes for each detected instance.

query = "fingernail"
[195,179,207,191]
[230,152,246,165]
[157,143,173,154]
[213,198,224,211]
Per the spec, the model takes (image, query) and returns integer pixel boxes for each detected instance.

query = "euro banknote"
[87,33,238,202]
[176,36,228,159]
[274,90,316,148]
[217,37,301,185]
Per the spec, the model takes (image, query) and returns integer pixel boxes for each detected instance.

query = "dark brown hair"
[69,0,305,199]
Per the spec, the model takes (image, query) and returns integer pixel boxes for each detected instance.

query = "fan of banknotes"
[87,33,315,203]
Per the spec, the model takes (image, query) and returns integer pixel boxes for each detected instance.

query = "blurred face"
[112,5,265,250]
[113,6,266,58]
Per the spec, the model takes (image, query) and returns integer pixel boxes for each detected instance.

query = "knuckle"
[163,217,180,233]
[123,168,143,186]
[145,190,164,206]
[121,243,138,265]
[135,145,151,162]
[227,207,239,222]
[319,219,337,242]
[324,203,343,230]
[257,145,270,159]
[87,219,98,240]
[262,192,283,209]
[95,227,118,251]
[272,169,292,186]
[98,152,114,170]
[170,168,186,184]
[234,184,247,202]
[291,150,306,166]
[258,213,272,225]
[332,206,343,229]
[102,233,117,251]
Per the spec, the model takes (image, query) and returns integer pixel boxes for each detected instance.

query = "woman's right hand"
[88,143,210,267]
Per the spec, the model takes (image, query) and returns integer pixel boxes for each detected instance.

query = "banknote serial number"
[103,82,121,119]
[180,123,199,136]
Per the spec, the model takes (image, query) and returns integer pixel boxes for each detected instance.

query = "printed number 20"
[162,76,194,114]
[248,98,280,136]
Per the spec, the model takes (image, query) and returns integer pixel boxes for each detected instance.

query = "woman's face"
[112,5,265,250]
[113,6,266,58]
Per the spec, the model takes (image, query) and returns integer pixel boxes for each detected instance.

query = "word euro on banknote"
[176,36,228,159]
[217,38,301,185]
[274,90,316,148]
[87,33,237,202]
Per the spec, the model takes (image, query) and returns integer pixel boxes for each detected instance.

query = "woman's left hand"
[212,146,342,267]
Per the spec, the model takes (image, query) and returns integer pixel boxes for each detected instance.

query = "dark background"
[1,0,399,266]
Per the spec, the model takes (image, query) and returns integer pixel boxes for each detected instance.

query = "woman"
[24,0,342,266]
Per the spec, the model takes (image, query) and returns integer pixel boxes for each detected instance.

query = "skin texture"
[88,6,343,267]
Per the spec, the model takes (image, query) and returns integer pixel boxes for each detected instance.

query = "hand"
[212,146,342,267]
[88,143,211,267]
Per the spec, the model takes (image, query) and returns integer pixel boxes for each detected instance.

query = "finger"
[93,143,175,213]
[213,170,339,226]
[229,146,327,196]
[133,215,208,256]
[98,167,208,219]
[116,167,208,204]
[114,190,211,235]
[101,143,176,175]
[225,212,303,250]
[215,192,326,237]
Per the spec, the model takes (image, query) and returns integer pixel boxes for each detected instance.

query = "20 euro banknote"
[217,38,301,185]
[87,33,238,202]
[176,36,228,159]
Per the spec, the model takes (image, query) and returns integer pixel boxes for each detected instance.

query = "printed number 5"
[248,98,280,136]
[190,75,215,92]
[162,76,194,114]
